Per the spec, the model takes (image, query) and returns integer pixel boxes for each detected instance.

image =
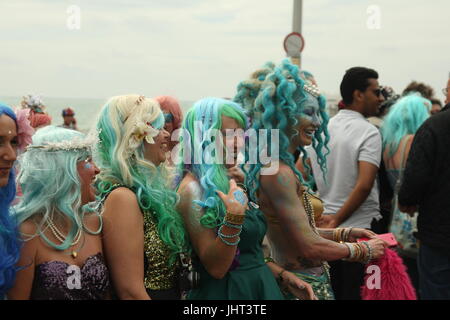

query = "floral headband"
[26,132,97,152]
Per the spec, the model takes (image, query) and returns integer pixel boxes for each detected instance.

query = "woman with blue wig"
[380,93,431,292]
[0,103,21,299]
[234,60,387,300]
[94,94,189,300]
[176,97,315,299]
[7,125,109,300]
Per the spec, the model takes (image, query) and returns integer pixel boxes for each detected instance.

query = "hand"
[366,238,388,260]
[281,271,318,300]
[216,179,248,215]
[316,214,339,228]
[347,228,377,242]
[227,166,245,184]
[398,204,418,217]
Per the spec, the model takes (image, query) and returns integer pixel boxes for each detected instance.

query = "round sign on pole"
[283,32,305,57]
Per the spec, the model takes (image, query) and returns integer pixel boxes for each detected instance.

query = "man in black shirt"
[398,102,450,300]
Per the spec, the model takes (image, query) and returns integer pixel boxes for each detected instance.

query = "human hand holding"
[347,228,377,242]
[280,270,318,300]
[216,179,248,215]
[366,238,388,260]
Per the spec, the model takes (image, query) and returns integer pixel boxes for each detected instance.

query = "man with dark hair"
[308,66,385,299]
[403,81,434,100]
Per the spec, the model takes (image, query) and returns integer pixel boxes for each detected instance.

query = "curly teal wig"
[234,60,330,202]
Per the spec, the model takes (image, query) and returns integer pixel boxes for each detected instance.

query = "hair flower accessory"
[14,108,35,152]
[128,118,160,151]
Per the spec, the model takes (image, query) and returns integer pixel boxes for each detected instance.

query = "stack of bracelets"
[218,211,245,246]
[332,227,353,243]
[333,227,373,264]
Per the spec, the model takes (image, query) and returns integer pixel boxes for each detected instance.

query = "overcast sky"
[1,0,449,102]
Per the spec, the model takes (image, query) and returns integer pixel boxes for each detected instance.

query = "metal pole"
[292,0,303,67]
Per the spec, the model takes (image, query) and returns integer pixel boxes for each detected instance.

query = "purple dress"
[30,252,111,300]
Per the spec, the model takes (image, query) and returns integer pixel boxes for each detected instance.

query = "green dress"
[188,207,284,300]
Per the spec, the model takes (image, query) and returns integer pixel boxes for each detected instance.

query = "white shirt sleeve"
[358,126,382,167]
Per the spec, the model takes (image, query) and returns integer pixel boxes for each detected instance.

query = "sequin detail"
[30,253,110,300]
[143,210,179,290]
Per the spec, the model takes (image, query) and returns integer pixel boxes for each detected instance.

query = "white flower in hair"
[128,115,160,150]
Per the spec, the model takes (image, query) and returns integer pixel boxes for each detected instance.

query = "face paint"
[300,93,322,127]
[83,158,93,170]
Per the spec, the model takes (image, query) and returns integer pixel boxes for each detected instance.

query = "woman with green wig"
[94,94,189,300]
[176,97,315,300]
[234,60,387,300]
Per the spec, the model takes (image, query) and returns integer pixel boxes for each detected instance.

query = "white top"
[307,109,382,228]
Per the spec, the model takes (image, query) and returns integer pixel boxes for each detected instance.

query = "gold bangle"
[225,211,245,225]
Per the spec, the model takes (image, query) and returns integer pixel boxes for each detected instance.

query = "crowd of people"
[1,60,449,300]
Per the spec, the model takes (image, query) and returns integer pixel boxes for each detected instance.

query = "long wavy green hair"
[94,95,189,261]
[176,97,248,228]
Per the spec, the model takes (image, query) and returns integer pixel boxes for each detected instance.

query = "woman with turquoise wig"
[8,125,109,300]
[380,93,431,292]
[0,103,21,299]
[176,97,315,300]
[94,94,189,300]
[234,60,387,300]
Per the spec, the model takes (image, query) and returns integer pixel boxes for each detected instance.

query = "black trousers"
[329,218,384,300]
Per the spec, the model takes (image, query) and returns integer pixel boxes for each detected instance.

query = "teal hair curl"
[234,60,330,202]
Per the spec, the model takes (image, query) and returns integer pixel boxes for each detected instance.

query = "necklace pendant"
[71,251,78,259]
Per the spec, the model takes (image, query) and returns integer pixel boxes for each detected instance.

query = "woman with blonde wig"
[94,94,188,300]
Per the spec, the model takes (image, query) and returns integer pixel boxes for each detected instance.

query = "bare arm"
[7,221,38,300]
[260,164,349,261]
[102,188,150,300]
[177,178,245,279]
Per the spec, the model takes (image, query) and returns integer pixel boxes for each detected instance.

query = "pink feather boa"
[361,248,417,300]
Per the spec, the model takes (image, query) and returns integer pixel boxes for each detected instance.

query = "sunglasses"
[373,88,383,97]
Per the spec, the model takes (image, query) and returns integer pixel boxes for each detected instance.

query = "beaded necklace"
[46,218,83,259]
[301,188,331,281]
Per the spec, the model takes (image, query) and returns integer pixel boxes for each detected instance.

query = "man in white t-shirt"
[308,67,385,300]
